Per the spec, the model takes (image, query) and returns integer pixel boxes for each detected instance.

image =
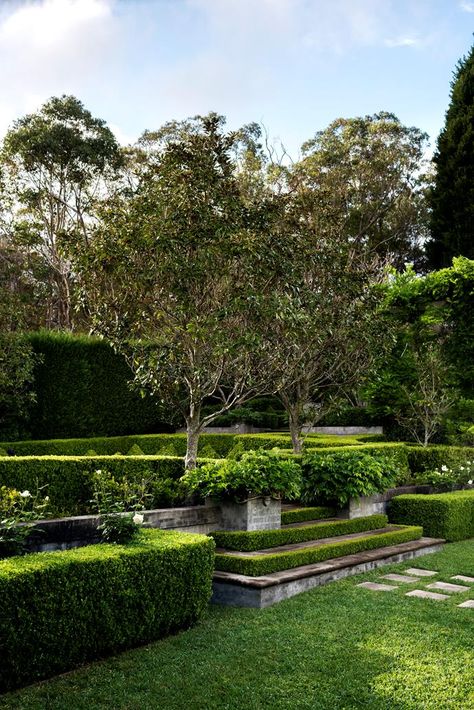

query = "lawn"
[1,541,473,710]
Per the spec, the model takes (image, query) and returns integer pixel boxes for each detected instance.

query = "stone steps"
[212,536,445,608]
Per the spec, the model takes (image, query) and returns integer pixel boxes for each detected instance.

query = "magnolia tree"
[68,114,287,468]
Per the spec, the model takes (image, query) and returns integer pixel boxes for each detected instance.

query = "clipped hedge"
[281,506,335,525]
[0,433,235,458]
[214,525,422,576]
[0,456,191,515]
[0,529,215,692]
[211,514,388,552]
[233,434,378,451]
[406,445,474,474]
[389,490,474,541]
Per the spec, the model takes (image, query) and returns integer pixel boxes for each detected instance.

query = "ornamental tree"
[68,114,286,468]
[427,43,474,268]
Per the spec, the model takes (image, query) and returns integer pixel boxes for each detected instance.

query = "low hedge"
[0,433,236,458]
[214,525,422,576]
[406,445,474,474]
[0,529,215,692]
[0,455,194,516]
[389,490,474,542]
[281,506,335,525]
[233,434,378,451]
[211,514,388,551]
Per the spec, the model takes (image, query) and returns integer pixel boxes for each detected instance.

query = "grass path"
[1,541,473,710]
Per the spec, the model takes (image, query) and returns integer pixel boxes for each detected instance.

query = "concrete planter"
[346,485,432,519]
[219,497,281,531]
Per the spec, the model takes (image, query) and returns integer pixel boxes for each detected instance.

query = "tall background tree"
[1,95,122,330]
[426,43,474,269]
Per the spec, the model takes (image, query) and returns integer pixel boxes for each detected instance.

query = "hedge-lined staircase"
[212,508,445,607]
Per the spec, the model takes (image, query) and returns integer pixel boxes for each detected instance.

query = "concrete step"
[216,526,403,557]
[212,536,445,608]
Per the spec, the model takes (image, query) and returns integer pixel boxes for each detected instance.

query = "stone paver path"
[406,590,449,601]
[451,575,474,583]
[357,582,397,592]
[458,600,474,608]
[427,581,471,593]
[381,573,420,583]
[405,568,438,577]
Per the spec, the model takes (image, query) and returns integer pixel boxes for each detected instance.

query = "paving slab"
[427,581,470,593]
[458,600,474,609]
[451,575,474,584]
[406,590,449,601]
[381,573,420,583]
[405,568,437,577]
[357,582,397,592]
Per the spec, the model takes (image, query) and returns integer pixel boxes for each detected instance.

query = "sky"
[0,0,473,157]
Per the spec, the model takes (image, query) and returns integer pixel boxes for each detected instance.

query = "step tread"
[213,537,445,589]
[216,525,406,557]
[281,517,342,529]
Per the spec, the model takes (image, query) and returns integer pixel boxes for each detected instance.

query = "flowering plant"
[90,469,149,544]
[419,461,474,491]
[0,484,50,558]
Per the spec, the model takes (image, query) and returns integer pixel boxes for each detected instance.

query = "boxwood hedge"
[406,445,474,474]
[281,506,335,525]
[389,490,474,542]
[214,525,422,576]
[0,529,215,692]
[211,514,388,551]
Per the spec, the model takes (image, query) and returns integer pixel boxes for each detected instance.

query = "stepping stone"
[381,573,420,583]
[405,568,437,577]
[427,581,470,593]
[406,590,449,601]
[357,582,397,592]
[458,600,474,609]
[451,575,474,584]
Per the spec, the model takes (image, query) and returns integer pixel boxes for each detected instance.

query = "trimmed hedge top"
[389,489,474,542]
[0,528,215,691]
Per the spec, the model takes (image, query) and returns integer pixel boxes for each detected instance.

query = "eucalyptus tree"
[68,114,287,468]
[2,95,122,329]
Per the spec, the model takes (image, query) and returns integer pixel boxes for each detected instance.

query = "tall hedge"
[0,529,215,691]
[23,331,172,440]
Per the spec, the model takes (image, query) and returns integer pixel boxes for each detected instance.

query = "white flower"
[460,466,465,471]
[133,513,144,525]
[44,496,50,502]
[441,465,448,472]
[20,490,31,498]
[95,469,102,475]
[468,480,473,486]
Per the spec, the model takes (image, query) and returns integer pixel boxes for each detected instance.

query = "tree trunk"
[288,408,303,455]
[185,407,201,470]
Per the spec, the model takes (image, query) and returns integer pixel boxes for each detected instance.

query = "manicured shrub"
[301,449,402,507]
[181,450,302,502]
[214,525,422,575]
[211,514,388,551]
[389,490,474,541]
[0,529,215,691]
[0,456,190,516]
[407,445,474,474]
[281,506,335,525]
[0,433,236,458]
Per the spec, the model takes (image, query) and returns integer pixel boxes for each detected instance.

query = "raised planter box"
[220,497,281,531]
[346,485,432,519]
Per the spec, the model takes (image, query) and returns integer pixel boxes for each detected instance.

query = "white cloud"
[385,36,419,48]
[460,1,474,12]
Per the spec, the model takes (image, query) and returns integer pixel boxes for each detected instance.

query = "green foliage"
[215,525,422,575]
[406,445,474,474]
[181,449,302,502]
[301,449,403,507]
[415,460,474,491]
[280,506,335,525]
[0,333,37,440]
[0,529,215,691]
[211,514,388,551]
[25,331,170,439]
[389,490,474,541]
[198,444,218,459]
[427,44,474,268]
[0,484,50,558]
[0,456,189,516]
[127,444,145,456]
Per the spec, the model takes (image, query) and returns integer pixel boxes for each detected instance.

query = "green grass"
[2,540,473,709]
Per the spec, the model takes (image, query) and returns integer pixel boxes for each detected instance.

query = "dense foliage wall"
[4,331,171,440]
